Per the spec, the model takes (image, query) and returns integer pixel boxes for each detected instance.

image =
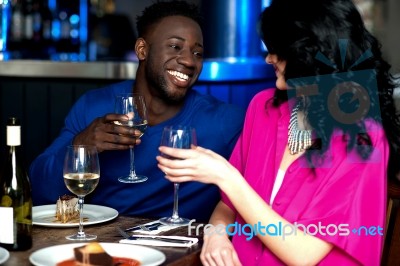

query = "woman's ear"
[135,38,147,60]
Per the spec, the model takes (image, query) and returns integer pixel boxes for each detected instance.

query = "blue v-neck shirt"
[29,80,245,222]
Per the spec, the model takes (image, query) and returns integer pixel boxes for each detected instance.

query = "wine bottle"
[0,117,32,251]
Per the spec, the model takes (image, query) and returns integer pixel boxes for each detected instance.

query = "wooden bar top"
[3,216,203,266]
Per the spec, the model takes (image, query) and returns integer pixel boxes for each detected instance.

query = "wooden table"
[4,216,203,266]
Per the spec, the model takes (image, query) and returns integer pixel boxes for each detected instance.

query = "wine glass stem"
[172,183,180,219]
[77,196,85,237]
[129,146,137,179]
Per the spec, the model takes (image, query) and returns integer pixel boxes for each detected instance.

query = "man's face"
[143,16,204,104]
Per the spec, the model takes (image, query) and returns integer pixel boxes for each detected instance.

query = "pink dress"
[222,89,388,265]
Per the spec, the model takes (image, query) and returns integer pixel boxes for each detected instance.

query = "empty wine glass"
[114,93,148,183]
[159,125,197,226]
[63,145,100,241]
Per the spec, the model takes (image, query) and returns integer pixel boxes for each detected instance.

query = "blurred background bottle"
[6,0,23,58]
[4,0,87,60]
[49,0,85,61]
[0,117,33,251]
[88,0,135,61]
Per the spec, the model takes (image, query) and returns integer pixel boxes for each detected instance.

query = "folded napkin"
[119,235,198,248]
[128,221,183,235]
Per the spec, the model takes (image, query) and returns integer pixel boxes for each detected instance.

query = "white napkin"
[129,221,183,235]
[119,235,199,248]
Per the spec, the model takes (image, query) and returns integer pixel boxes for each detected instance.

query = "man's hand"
[73,114,142,152]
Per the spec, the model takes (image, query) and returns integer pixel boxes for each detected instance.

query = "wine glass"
[63,145,100,241]
[159,125,197,226]
[114,93,148,183]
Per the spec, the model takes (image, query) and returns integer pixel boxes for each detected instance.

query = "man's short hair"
[136,0,203,37]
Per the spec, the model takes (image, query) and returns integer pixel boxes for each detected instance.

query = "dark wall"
[0,77,118,167]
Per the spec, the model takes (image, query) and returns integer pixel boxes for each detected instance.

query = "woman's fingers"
[157,145,228,185]
[201,247,240,266]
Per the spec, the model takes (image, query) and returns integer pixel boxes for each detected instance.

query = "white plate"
[29,242,166,266]
[0,247,10,264]
[32,204,118,228]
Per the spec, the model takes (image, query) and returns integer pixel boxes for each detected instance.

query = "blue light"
[79,0,88,56]
[69,14,79,25]
[238,0,250,57]
[262,0,272,7]
[1,0,10,52]
[51,19,61,40]
[70,29,79,38]
[261,0,271,54]
[48,0,56,12]
[211,62,220,80]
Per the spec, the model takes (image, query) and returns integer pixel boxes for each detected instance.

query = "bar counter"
[0,57,274,81]
[4,216,203,266]
[0,60,138,80]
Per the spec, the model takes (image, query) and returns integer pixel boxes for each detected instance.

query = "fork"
[125,222,163,232]
[139,225,151,231]
[117,227,193,244]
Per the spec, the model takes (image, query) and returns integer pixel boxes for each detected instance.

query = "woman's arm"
[157,146,332,265]
[200,201,242,266]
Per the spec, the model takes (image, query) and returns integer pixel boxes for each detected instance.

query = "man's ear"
[135,38,147,60]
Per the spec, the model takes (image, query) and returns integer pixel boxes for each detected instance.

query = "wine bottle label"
[0,207,14,244]
[7,125,21,146]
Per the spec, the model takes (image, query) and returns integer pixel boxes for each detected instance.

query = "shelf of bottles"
[1,0,87,61]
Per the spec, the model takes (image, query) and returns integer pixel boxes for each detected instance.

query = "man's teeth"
[168,70,189,81]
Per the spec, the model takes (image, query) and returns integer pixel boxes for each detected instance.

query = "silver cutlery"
[124,222,163,232]
[117,227,194,244]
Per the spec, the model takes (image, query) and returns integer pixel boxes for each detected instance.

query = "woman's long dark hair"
[259,0,400,180]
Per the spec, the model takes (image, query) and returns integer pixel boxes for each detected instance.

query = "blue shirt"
[29,80,245,222]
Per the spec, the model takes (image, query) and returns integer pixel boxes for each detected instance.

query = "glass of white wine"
[63,145,100,241]
[159,125,197,226]
[114,93,148,183]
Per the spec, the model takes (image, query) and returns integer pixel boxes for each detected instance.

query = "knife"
[117,227,194,244]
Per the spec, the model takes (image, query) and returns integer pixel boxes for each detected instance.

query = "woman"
[156,0,400,265]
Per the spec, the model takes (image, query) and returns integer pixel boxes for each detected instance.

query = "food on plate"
[74,242,113,265]
[55,195,79,223]
[56,242,141,266]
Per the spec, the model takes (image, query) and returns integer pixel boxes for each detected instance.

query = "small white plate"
[29,242,166,266]
[32,204,118,228]
[0,246,10,264]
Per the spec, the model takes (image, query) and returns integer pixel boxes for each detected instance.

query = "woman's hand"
[156,146,241,188]
[201,234,242,266]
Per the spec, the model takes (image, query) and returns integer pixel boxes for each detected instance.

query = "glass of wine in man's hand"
[114,93,148,183]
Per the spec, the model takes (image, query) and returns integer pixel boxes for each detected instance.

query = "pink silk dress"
[222,88,388,265]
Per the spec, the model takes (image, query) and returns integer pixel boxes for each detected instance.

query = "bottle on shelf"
[49,0,85,61]
[7,0,24,56]
[23,0,34,42]
[0,117,33,251]
[41,0,54,57]
[32,0,42,44]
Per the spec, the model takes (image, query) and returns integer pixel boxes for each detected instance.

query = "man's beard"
[148,71,190,105]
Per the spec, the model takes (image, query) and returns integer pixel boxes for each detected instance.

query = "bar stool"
[382,178,400,265]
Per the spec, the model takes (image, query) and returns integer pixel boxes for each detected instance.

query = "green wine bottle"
[0,117,32,251]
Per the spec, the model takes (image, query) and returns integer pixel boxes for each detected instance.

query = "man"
[29,0,245,222]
